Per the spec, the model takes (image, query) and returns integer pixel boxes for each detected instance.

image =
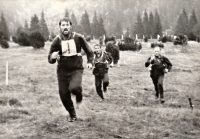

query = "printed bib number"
[61,40,77,56]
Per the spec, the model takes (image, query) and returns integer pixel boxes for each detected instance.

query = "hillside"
[0,0,200,35]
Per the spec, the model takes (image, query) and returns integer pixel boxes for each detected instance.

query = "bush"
[144,36,148,42]
[188,32,196,41]
[159,36,167,43]
[119,41,142,51]
[105,36,116,44]
[29,31,45,49]
[105,42,120,61]
[124,36,134,43]
[17,32,30,46]
[158,35,173,43]
[151,42,164,48]
[0,39,9,48]
[166,36,173,42]
[173,35,188,45]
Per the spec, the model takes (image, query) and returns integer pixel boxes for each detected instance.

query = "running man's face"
[94,46,102,57]
[154,47,161,56]
[59,21,71,35]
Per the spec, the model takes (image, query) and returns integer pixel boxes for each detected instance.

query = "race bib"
[61,39,77,56]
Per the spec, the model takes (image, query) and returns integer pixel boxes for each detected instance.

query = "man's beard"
[62,29,70,36]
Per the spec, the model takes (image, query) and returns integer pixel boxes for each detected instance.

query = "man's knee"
[69,86,82,94]
[157,79,163,86]
[103,82,109,87]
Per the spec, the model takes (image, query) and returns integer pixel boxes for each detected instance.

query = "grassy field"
[0,40,200,139]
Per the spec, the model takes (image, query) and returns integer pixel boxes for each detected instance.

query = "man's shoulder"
[160,55,169,59]
[73,32,84,38]
[52,35,61,43]
[103,51,108,55]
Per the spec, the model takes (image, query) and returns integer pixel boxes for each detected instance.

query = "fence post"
[6,61,8,85]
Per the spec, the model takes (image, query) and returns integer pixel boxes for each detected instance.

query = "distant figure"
[197,37,200,43]
[173,35,188,45]
[93,44,112,101]
[145,46,172,103]
[105,41,120,67]
[48,17,93,122]
[99,36,103,45]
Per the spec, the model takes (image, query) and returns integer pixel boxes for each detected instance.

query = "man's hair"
[154,46,161,50]
[94,44,101,49]
[59,17,72,26]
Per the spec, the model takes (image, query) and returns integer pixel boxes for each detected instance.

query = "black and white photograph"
[0,0,200,138]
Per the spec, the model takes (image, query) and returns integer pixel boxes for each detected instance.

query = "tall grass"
[0,40,200,138]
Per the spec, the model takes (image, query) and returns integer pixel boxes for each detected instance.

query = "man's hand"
[150,55,155,62]
[51,51,59,59]
[104,60,108,64]
[164,69,169,73]
[110,62,113,67]
[87,63,93,69]
[148,67,152,71]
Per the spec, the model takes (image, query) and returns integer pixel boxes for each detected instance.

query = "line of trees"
[63,9,162,40]
[175,8,199,41]
[2,7,200,49]
[13,11,49,48]
[65,9,106,39]
[0,13,10,48]
[132,9,162,39]
[65,8,200,41]
[0,13,9,40]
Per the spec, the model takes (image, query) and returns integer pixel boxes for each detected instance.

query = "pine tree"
[76,24,83,34]
[40,11,49,41]
[16,25,30,46]
[175,8,189,36]
[70,12,78,32]
[114,21,123,39]
[182,9,189,36]
[193,23,200,38]
[133,12,143,39]
[125,28,130,38]
[24,20,29,32]
[154,9,162,38]
[188,9,198,40]
[80,10,91,36]
[0,12,9,40]
[98,14,106,37]
[142,10,149,37]
[30,14,40,32]
[149,11,155,38]
[65,9,69,18]
[91,11,99,39]
[189,9,198,29]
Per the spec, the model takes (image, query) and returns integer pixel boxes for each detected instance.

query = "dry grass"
[0,40,200,139]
